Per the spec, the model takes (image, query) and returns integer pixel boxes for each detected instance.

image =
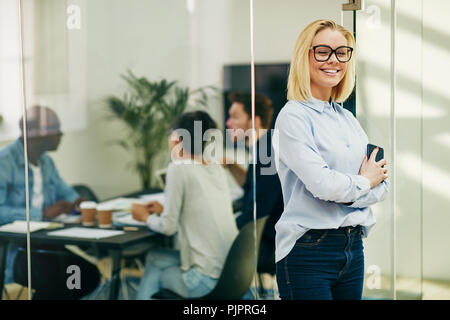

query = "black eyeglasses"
[310,45,353,63]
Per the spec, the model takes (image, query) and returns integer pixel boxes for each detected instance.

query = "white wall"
[0,0,28,141]
[421,0,450,282]
[30,0,194,199]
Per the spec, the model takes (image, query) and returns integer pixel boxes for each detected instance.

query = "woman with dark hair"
[132,111,238,299]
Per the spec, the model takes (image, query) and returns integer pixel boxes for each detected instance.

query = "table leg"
[0,242,7,300]
[109,249,122,300]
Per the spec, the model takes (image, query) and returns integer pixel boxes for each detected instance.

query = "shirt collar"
[12,138,46,167]
[300,96,335,113]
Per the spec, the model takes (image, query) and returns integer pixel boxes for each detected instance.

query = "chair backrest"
[13,246,101,299]
[72,184,99,202]
[257,237,276,275]
[203,216,268,300]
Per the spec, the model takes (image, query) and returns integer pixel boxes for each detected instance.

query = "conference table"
[0,186,242,300]
[0,188,167,300]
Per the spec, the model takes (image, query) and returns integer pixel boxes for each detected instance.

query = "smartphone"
[367,144,384,164]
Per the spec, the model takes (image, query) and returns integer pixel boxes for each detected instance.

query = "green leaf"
[104,70,214,188]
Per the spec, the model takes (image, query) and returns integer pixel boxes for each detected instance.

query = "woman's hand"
[131,203,151,222]
[146,201,164,215]
[359,148,388,188]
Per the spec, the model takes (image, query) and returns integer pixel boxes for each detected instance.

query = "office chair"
[256,237,276,299]
[72,184,99,202]
[151,216,268,300]
[119,242,158,299]
[13,246,101,300]
[255,211,281,299]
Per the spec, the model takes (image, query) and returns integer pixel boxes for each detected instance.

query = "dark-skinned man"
[0,105,99,299]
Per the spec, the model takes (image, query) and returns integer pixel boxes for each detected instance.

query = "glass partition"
[251,0,399,300]
[355,0,396,299]
[16,0,254,300]
[358,0,450,300]
[4,0,449,301]
[413,0,450,300]
[0,0,33,300]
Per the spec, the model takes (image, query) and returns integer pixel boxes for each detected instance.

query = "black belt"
[306,225,362,235]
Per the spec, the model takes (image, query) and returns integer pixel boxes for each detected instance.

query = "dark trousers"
[276,226,364,300]
[14,245,100,300]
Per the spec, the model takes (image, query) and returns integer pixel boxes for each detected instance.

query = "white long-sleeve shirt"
[146,160,238,279]
[272,98,389,262]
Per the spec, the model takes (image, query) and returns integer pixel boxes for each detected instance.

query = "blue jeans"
[136,248,218,300]
[276,225,364,300]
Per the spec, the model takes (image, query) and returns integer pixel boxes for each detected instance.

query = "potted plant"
[105,70,215,189]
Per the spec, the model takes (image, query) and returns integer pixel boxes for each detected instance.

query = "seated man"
[224,92,284,276]
[0,105,99,299]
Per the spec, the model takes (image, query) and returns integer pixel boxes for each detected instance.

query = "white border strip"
[390,0,397,301]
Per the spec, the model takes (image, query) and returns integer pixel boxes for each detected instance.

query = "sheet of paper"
[138,192,166,206]
[113,213,147,226]
[47,227,125,239]
[53,214,82,224]
[98,197,146,211]
[0,221,51,233]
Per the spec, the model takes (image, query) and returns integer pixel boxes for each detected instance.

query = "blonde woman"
[272,20,389,300]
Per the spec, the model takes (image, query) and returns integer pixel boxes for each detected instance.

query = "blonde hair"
[287,20,356,103]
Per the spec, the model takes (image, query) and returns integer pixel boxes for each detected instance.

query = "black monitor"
[223,63,356,128]
[223,63,289,129]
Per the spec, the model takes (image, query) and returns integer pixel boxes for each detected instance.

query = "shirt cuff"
[146,214,160,231]
[353,175,371,196]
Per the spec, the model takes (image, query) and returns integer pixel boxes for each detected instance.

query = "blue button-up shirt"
[0,138,79,283]
[272,98,389,262]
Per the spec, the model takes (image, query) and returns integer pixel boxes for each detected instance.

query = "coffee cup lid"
[80,201,97,209]
[96,203,112,211]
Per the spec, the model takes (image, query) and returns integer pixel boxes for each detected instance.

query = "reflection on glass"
[11,0,255,300]
[355,0,395,300]
[6,0,447,302]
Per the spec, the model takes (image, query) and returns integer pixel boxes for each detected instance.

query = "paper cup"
[80,201,97,227]
[97,204,113,228]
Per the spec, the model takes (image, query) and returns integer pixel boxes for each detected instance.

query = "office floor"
[4,267,450,300]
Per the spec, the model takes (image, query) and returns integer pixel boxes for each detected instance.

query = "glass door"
[353,0,398,300]
[15,0,253,300]
[356,0,450,300]
[250,0,397,300]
